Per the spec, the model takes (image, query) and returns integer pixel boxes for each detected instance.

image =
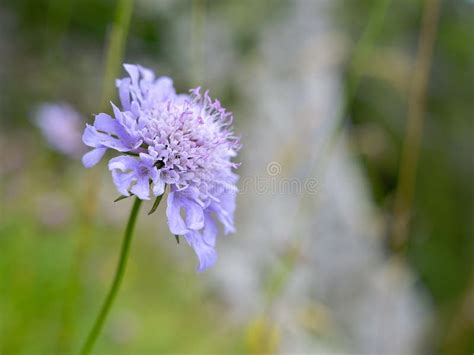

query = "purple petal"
[179,186,204,206]
[82,124,100,148]
[184,199,204,230]
[108,156,140,196]
[153,177,165,196]
[166,192,188,235]
[124,64,139,85]
[83,124,132,152]
[117,78,131,110]
[185,231,217,272]
[111,102,124,122]
[211,189,237,234]
[94,113,118,134]
[202,213,218,247]
[82,147,107,168]
[139,65,155,82]
[100,133,135,152]
[162,170,179,184]
[130,176,151,200]
[108,155,138,171]
[111,170,134,196]
[130,101,140,117]
[139,153,155,166]
[153,77,176,101]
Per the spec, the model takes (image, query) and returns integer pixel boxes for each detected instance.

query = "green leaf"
[114,195,130,202]
[147,194,164,215]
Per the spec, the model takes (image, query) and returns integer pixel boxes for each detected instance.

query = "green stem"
[80,197,142,355]
[191,0,206,86]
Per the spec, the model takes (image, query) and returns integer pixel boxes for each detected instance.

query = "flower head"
[34,103,84,158]
[82,64,240,271]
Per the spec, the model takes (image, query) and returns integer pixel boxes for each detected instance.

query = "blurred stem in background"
[344,0,393,104]
[79,197,143,355]
[391,0,441,252]
[191,0,206,86]
[100,0,134,110]
[57,0,134,352]
[441,274,474,355]
[393,5,474,353]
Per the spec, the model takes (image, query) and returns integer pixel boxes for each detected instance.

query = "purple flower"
[108,153,165,200]
[34,103,84,158]
[82,64,241,271]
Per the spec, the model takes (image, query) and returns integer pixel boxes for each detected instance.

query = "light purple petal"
[166,192,188,235]
[124,64,139,85]
[130,176,151,200]
[153,177,165,196]
[139,65,155,82]
[211,189,237,234]
[153,77,176,101]
[108,155,138,171]
[111,170,134,196]
[82,124,100,148]
[202,213,218,247]
[185,231,217,272]
[184,199,204,230]
[94,113,117,134]
[162,170,179,184]
[117,78,131,110]
[83,124,132,152]
[130,101,140,117]
[82,147,107,168]
[139,152,155,166]
[108,156,140,196]
[100,135,135,152]
[111,102,124,122]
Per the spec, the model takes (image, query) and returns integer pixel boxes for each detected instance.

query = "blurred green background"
[0,0,473,354]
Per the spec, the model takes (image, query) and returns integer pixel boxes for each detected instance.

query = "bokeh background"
[0,0,473,354]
